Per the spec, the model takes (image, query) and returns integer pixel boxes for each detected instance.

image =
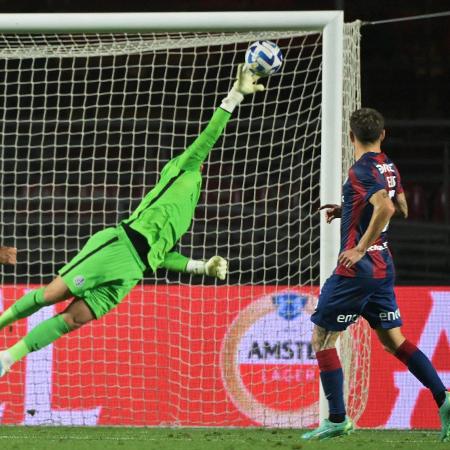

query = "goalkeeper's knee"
[60,299,96,331]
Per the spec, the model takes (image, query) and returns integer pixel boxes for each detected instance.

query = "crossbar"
[0,11,342,33]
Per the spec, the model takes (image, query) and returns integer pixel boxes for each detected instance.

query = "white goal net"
[0,20,366,427]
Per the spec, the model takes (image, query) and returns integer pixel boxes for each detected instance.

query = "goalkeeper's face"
[200,164,204,173]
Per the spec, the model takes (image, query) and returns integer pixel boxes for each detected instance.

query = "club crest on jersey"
[220,291,319,427]
[73,275,85,287]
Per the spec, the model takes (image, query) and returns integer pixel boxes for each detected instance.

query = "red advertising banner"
[358,286,450,429]
[0,285,448,428]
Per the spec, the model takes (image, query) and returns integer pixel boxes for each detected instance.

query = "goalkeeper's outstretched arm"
[153,65,263,279]
[176,64,264,172]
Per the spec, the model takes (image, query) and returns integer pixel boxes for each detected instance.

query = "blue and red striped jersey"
[335,151,403,279]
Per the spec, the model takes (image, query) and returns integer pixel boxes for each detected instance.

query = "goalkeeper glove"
[220,63,264,113]
[186,256,228,281]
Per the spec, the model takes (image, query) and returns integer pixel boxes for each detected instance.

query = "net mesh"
[0,23,365,427]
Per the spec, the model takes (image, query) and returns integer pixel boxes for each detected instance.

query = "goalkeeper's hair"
[350,107,384,144]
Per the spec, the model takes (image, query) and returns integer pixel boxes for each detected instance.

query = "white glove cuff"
[186,259,205,275]
[220,87,244,113]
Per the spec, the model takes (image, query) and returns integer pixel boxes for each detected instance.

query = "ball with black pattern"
[245,40,283,77]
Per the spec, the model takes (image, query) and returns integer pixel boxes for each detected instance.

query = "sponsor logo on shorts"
[337,313,359,323]
[73,275,85,287]
[379,308,401,321]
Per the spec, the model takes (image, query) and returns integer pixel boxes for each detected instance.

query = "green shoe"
[301,417,354,441]
[439,391,450,442]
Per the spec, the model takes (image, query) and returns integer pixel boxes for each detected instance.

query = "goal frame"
[0,11,344,423]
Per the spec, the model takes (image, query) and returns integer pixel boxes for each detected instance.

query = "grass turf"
[0,427,446,450]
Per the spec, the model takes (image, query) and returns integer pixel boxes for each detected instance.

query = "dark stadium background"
[0,0,448,284]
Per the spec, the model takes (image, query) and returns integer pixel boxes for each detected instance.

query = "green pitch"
[0,427,446,450]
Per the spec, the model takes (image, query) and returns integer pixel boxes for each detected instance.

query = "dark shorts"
[311,274,402,331]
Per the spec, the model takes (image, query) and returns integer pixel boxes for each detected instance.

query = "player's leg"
[376,326,449,441]
[376,327,446,404]
[0,227,120,330]
[0,297,94,376]
[301,324,354,441]
[301,325,354,440]
[363,276,449,441]
[301,275,362,441]
[0,226,143,376]
[0,273,139,377]
[0,276,72,330]
[376,326,447,405]
[312,325,346,423]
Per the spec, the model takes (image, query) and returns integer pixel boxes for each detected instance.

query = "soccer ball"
[245,40,283,77]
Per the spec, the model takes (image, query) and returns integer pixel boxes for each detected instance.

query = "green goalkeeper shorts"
[58,226,146,319]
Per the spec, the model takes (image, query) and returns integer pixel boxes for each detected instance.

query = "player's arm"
[391,164,407,218]
[0,246,17,265]
[176,64,264,172]
[161,251,228,280]
[393,192,408,219]
[318,204,342,223]
[338,189,395,268]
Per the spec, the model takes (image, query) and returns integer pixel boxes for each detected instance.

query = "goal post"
[0,12,365,427]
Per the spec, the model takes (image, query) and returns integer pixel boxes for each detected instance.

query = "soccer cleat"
[439,391,450,442]
[0,351,12,377]
[301,417,354,441]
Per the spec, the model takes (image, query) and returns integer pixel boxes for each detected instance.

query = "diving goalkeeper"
[0,64,264,376]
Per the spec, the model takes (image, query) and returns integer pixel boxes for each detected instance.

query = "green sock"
[0,288,46,330]
[7,315,71,363]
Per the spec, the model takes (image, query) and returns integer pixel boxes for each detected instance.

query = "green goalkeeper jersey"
[122,107,231,273]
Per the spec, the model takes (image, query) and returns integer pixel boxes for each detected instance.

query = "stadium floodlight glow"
[0,12,364,427]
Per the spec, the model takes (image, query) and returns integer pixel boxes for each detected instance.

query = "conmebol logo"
[220,291,319,428]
